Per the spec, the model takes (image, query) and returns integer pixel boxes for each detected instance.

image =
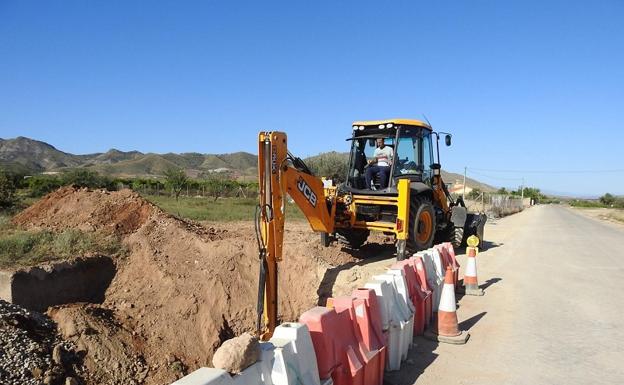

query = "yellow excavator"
[255,119,486,339]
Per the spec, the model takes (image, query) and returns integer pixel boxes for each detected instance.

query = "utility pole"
[521,177,525,207]
[463,166,467,200]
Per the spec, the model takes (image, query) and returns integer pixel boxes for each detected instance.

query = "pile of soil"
[11,187,382,385]
[13,187,153,236]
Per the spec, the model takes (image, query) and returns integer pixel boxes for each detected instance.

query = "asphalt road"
[386,204,624,385]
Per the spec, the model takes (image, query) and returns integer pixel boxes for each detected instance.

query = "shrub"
[62,169,113,189]
[0,170,20,211]
[27,175,63,197]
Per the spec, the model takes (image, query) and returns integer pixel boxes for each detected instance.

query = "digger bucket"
[464,213,487,247]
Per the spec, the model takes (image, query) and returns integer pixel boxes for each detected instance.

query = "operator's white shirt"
[374,146,393,167]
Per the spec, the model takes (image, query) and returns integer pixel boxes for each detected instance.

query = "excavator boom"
[256,131,334,339]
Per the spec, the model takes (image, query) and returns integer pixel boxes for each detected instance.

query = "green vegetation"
[204,173,237,201]
[0,216,125,268]
[599,193,624,208]
[495,186,549,204]
[24,169,115,197]
[568,200,605,208]
[0,170,20,211]
[144,194,306,221]
[569,193,624,209]
[305,152,349,183]
[467,188,482,199]
[164,168,189,201]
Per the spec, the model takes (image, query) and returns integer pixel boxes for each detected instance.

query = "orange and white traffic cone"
[424,266,469,344]
[464,246,484,296]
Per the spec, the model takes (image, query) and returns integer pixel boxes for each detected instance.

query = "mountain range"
[0,136,494,191]
[0,136,257,178]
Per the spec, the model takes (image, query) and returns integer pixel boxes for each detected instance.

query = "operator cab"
[345,119,435,194]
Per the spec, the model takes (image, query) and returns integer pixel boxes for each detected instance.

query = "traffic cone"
[464,246,484,296]
[424,266,469,344]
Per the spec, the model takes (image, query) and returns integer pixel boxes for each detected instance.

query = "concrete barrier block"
[363,280,392,331]
[271,323,321,385]
[172,368,234,385]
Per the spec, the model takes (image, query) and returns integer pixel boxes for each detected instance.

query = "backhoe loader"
[255,118,486,339]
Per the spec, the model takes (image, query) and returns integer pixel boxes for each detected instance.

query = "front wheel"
[407,196,436,252]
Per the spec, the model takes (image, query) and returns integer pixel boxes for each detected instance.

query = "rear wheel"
[335,229,369,249]
[407,196,436,252]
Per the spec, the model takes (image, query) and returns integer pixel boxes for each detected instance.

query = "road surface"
[385,204,624,385]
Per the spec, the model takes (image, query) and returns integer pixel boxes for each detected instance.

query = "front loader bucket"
[464,213,487,247]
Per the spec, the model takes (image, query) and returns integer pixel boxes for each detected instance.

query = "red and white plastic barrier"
[173,241,479,385]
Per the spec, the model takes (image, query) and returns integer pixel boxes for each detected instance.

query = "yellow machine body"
[257,130,416,339]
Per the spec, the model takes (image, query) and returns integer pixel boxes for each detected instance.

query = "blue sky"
[1,1,623,196]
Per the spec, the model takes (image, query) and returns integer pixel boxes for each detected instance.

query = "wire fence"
[461,193,528,218]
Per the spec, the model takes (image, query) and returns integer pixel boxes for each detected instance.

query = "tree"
[0,170,20,210]
[305,152,349,183]
[164,168,188,201]
[467,188,482,200]
[600,193,615,206]
[27,175,63,197]
[514,187,547,204]
[62,169,112,189]
[497,187,508,195]
[204,173,236,201]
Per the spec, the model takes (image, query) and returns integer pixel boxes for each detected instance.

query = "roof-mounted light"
[386,123,393,128]
[358,126,365,130]
[352,125,358,130]
[378,124,385,129]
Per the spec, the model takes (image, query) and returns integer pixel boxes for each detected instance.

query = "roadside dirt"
[11,187,394,384]
[568,206,624,228]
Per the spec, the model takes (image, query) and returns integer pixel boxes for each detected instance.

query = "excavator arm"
[256,131,335,339]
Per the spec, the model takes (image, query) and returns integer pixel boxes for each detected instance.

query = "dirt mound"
[13,186,154,236]
[13,187,378,384]
[105,218,352,384]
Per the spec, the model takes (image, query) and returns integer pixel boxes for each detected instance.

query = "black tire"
[335,229,369,249]
[407,196,436,252]
[320,232,330,247]
[450,226,464,248]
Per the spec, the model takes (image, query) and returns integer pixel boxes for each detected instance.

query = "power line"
[467,170,524,181]
[469,167,624,174]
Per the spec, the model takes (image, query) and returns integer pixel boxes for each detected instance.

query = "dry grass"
[572,207,624,225]
[605,210,624,223]
[0,214,125,269]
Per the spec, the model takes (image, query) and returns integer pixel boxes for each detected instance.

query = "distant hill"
[0,137,258,178]
[0,136,493,190]
[0,137,90,172]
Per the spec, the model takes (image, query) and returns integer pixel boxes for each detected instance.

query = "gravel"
[0,300,84,385]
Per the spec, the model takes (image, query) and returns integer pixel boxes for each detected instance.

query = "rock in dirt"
[48,304,149,385]
[0,300,84,385]
[212,333,260,373]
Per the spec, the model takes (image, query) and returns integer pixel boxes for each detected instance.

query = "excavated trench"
[0,256,115,312]
[8,187,394,385]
